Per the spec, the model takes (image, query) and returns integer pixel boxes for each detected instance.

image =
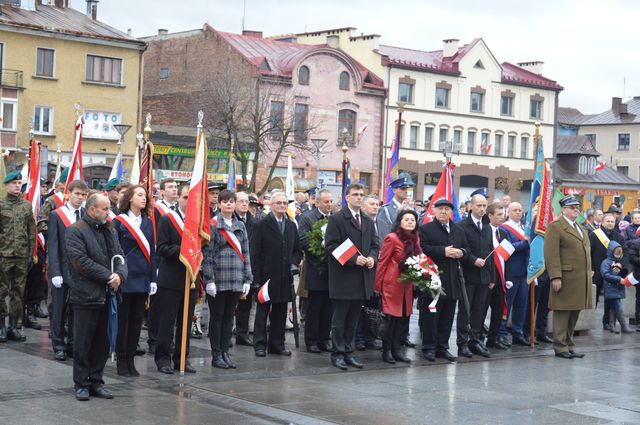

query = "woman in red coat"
[374,209,421,364]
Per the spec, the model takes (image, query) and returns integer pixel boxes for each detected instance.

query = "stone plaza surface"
[2,307,640,425]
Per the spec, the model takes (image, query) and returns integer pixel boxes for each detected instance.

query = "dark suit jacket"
[325,207,380,300]
[156,212,186,291]
[459,215,494,285]
[114,215,157,294]
[234,211,255,240]
[47,206,84,284]
[250,212,302,303]
[298,208,330,291]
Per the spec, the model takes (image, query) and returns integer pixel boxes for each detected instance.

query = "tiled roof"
[556,164,640,188]
[556,135,600,155]
[377,39,562,91]
[580,98,640,125]
[557,107,596,126]
[0,4,145,47]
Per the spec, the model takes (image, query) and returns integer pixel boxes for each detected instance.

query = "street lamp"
[311,138,328,187]
[113,124,132,178]
[438,138,462,161]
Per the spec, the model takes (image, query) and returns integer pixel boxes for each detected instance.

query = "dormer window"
[578,156,588,175]
[587,157,596,175]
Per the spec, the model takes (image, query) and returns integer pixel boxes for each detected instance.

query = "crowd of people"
[0,168,638,402]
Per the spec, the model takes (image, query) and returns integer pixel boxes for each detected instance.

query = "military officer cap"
[3,170,22,184]
[248,194,263,207]
[105,178,120,192]
[606,204,622,214]
[306,188,317,197]
[470,188,488,198]
[207,181,225,191]
[559,195,580,208]
[59,168,69,183]
[433,197,454,209]
[389,173,415,189]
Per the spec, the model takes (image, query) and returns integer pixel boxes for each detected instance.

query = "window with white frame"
[520,136,529,158]
[500,95,514,116]
[1,98,17,131]
[530,98,543,120]
[425,127,433,150]
[86,54,123,85]
[438,128,448,150]
[435,87,449,108]
[409,125,418,149]
[470,92,484,113]
[34,106,53,134]
[507,135,515,157]
[398,82,414,104]
[36,48,55,77]
[467,131,476,154]
[618,133,630,151]
[453,129,462,150]
[494,134,503,156]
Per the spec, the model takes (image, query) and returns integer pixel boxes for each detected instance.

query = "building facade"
[285,29,563,203]
[0,0,146,188]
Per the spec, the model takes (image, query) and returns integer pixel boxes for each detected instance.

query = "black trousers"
[25,263,46,305]
[116,292,146,358]
[486,282,506,342]
[234,288,254,336]
[456,284,490,347]
[524,274,550,337]
[420,297,457,353]
[72,304,109,390]
[154,286,196,369]
[384,300,408,352]
[305,290,332,346]
[253,301,287,351]
[146,293,158,349]
[331,299,362,358]
[207,291,240,354]
[50,284,74,352]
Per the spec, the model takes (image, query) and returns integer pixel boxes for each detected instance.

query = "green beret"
[59,168,69,183]
[3,170,22,184]
[105,178,120,191]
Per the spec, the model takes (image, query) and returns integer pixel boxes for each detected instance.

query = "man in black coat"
[458,194,493,358]
[153,185,197,374]
[325,183,379,370]
[233,191,257,346]
[299,188,333,353]
[250,191,302,357]
[66,194,127,401]
[419,198,469,363]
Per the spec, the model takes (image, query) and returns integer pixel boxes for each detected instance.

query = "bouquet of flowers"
[306,218,329,272]
[400,253,444,299]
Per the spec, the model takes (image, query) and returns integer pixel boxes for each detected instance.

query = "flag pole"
[530,121,541,349]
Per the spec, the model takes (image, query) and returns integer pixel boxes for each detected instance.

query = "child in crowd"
[601,241,634,333]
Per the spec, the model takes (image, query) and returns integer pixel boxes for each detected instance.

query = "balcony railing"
[0,69,23,88]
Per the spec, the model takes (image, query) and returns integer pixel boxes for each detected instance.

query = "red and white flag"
[179,126,211,284]
[595,161,606,172]
[25,138,41,261]
[622,273,639,287]
[257,279,270,304]
[495,238,515,262]
[357,124,368,143]
[332,238,358,266]
[63,114,85,195]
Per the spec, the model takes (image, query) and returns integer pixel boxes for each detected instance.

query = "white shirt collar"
[563,215,576,226]
[66,202,81,213]
[349,207,361,218]
[505,218,524,235]
[127,210,142,226]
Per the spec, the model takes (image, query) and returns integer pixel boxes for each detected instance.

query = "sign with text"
[83,110,121,140]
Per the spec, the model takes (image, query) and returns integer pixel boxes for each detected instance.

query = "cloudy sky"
[71,0,639,114]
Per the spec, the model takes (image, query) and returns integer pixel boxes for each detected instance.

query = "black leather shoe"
[469,343,491,358]
[512,335,530,346]
[135,345,146,356]
[536,334,553,344]
[222,352,236,369]
[331,356,348,370]
[255,348,266,357]
[436,350,457,362]
[486,339,507,349]
[158,365,174,374]
[382,350,396,364]
[458,346,473,358]
[54,350,67,361]
[236,334,254,346]
[89,386,113,399]
[423,351,436,362]
[355,342,366,351]
[344,354,364,368]
[365,340,383,350]
[75,388,90,401]
[555,351,573,359]
[497,337,511,347]
[569,351,585,358]
[211,355,229,369]
[306,344,321,353]
[7,326,26,342]
[268,348,292,356]
[401,339,416,348]
[25,312,42,330]
[34,304,48,318]
[174,362,196,373]
[392,350,411,363]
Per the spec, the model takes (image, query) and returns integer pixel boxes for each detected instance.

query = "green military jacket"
[0,193,35,258]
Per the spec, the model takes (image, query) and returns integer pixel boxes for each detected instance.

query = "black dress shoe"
[75,388,90,401]
[89,386,113,399]
[555,351,573,359]
[423,351,436,362]
[255,348,266,357]
[355,342,366,351]
[331,356,348,370]
[135,345,146,356]
[401,339,416,348]
[222,352,236,369]
[458,346,473,358]
[236,334,254,346]
[365,340,383,350]
[382,350,396,364]
[569,351,585,358]
[268,348,292,356]
[512,335,530,346]
[54,350,67,361]
[306,344,321,353]
[392,351,411,363]
[436,350,457,362]
[211,355,229,369]
[344,354,364,368]
[497,337,511,347]
[536,334,553,344]
[486,339,507,349]
[174,362,196,373]
[469,343,491,358]
[158,365,174,374]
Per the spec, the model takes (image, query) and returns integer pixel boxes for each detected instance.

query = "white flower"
[321,224,328,235]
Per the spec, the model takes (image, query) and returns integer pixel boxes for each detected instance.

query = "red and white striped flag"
[63,114,85,195]
[332,238,358,266]
[495,238,515,262]
[595,161,606,172]
[24,137,41,262]
[257,279,270,304]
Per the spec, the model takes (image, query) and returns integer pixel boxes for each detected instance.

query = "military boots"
[7,316,26,342]
[25,305,43,330]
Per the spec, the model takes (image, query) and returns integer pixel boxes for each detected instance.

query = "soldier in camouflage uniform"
[0,171,36,342]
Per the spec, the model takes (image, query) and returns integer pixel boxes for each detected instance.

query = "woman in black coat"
[113,185,157,376]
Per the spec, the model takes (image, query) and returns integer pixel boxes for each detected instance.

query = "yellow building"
[0,1,146,188]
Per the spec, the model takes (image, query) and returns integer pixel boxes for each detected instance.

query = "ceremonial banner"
[384,123,400,203]
[139,142,155,240]
[25,138,42,261]
[130,146,140,184]
[227,155,236,191]
[286,155,297,222]
[341,157,351,208]
[64,115,85,195]
[108,150,123,182]
[421,161,460,224]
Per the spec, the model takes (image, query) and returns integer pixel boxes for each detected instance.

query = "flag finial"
[74,103,83,116]
[197,110,204,128]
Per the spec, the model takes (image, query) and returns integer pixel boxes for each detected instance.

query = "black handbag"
[363,294,389,340]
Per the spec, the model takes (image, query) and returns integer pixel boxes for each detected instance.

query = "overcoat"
[544,217,593,311]
[374,232,415,317]
[156,212,186,291]
[459,215,494,285]
[298,208,329,291]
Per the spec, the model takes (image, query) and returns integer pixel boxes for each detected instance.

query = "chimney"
[157,29,168,36]
[53,0,68,8]
[517,61,544,75]
[127,28,132,37]
[35,0,42,6]
[326,35,339,49]
[442,39,459,58]
[241,30,263,38]
[85,0,98,19]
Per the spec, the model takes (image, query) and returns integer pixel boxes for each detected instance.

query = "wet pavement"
[2,305,640,425]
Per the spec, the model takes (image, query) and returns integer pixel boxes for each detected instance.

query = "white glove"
[206,282,217,297]
[149,282,158,295]
[242,283,251,297]
[52,276,63,288]
[505,280,514,290]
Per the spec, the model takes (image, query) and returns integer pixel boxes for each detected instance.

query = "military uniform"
[0,172,36,341]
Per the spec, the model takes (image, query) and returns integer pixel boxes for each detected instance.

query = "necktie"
[495,228,500,241]
[476,221,482,232]
[75,210,80,222]
[355,213,361,229]
[444,224,450,233]
[279,219,285,234]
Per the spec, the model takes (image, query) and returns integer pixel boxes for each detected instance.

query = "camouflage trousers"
[0,257,28,318]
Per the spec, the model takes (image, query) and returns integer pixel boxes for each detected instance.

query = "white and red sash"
[155,201,172,217]
[211,216,245,262]
[493,250,508,319]
[501,222,526,241]
[166,210,184,237]
[37,232,45,250]
[54,205,76,228]
[106,210,116,222]
[52,192,64,208]
[114,214,151,264]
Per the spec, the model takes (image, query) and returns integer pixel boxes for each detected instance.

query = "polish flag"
[622,273,639,287]
[495,238,515,262]
[332,238,358,266]
[357,124,368,143]
[63,114,85,195]
[595,161,606,172]
[257,279,270,304]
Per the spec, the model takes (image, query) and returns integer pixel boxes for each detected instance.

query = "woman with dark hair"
[113,185,157,376]
[203,189,252,369]
[374,208,420,364]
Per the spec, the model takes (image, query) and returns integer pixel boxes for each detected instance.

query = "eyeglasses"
[272,201,288,206]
